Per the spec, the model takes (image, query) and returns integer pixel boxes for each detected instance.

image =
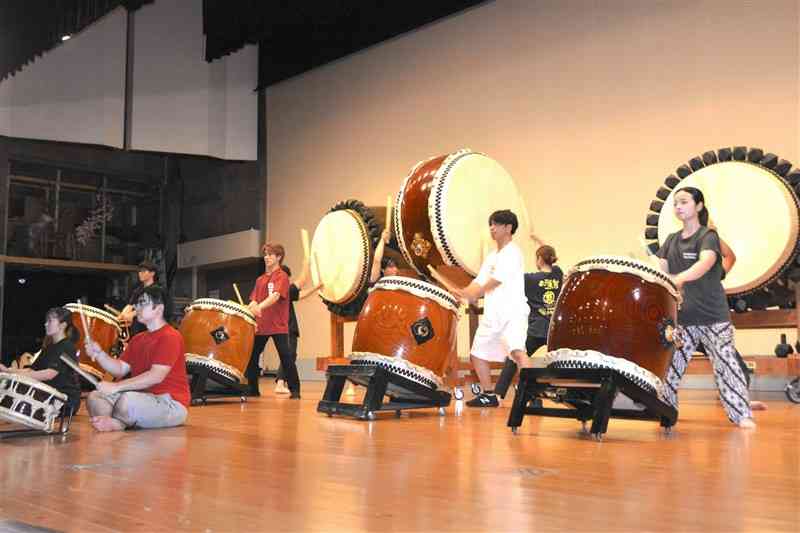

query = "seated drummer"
[369,228,400,283]
[85,286,189,432]
[0,307,81,415]
[118,260,161,336]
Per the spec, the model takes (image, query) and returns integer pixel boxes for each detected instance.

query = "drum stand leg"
[0,405,75,440]
[507,367,678,440]
[188,366,249,405]
[317,365,451,420]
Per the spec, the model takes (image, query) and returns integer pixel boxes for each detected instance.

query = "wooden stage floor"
[1,381,798,532]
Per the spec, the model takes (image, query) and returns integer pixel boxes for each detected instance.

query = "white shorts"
[470,316,528,362]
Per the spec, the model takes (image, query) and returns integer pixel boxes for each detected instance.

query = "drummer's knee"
[86,390,112,416]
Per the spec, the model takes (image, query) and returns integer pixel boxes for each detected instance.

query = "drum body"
[394,149,531,288]
[0,373,67,432]
[548,256,680,382]
[351,277,459,387]
[180,298,256,384]
[65,303,121,380]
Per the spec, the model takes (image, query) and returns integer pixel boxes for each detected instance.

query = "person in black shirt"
[0,307,81,414]
[494,235,563,399]
[118,261,161,336]
[655,187,755,428]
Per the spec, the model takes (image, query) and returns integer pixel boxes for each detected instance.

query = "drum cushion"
[349,352,443,391]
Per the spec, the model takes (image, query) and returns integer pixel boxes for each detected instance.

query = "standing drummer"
[452,210,530,408]
[245,243,301,399]
[118,260,162,336]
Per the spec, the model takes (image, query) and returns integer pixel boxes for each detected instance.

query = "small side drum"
[65,303,121,381]
[547,256,681,384]
[394,149,532,288]
[0,373,67,432]
[350,276,460,390]
[179,298,256,384]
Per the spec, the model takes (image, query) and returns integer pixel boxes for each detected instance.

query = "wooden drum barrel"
[350,276,459,390]
[64,303,121,381]
[180,298,256,385]
[547,256,681,385]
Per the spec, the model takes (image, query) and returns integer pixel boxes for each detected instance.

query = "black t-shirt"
[524,265,563,338]
[288,283,300,337]
[657,227,730,325]
[31,338,81,406]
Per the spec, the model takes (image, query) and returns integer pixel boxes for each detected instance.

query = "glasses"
[133,300,155,309]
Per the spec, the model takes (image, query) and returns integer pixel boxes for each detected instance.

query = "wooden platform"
[0,381,797,532]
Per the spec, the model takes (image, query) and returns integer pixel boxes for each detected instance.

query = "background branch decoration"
[75,192,114,247]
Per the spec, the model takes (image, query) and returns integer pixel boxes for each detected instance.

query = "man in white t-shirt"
[453,210,530,407]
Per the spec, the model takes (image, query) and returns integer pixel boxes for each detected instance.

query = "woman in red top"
[246,243,301,398]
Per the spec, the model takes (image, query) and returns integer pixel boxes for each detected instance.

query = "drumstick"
[385,195,393,233]
[59,354,99,388]
[104,304,121,315]
[76,300,92,344]
[301,228,310,261]
[312,252,323,286]
[232,283,245,306]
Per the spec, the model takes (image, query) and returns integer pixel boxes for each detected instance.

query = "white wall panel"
[0,8,126,147]
[131,1,257,160]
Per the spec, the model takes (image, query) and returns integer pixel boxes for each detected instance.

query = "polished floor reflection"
[0,382,797,532]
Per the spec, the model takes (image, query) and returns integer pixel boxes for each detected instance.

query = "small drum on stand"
[349,276,460,396]
[547,256,682,395]
[0,373,67,433]
[394,149,532,288]
[310,199,383,317]
[645,147,800,310]
[64,303,122,382]
[180,298,256,385]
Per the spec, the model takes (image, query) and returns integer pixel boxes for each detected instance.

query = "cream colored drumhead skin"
[429,151,532,275]
[657,161,799,295]
[310,209,370,304]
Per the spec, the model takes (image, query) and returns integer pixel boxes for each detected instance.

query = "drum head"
[655,160,799,296]
[429,151,532,276]
[310,200,381,314]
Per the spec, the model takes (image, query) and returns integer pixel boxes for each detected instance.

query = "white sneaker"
[274,380,290,395]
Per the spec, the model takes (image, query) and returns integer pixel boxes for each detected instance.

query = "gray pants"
[104,391,187,429]
[664,322,752,424]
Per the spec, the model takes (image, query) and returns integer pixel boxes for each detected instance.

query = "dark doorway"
[2,268,113,364]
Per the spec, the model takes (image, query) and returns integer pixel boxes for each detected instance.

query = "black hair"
[488,209,518,234]
[280,264,293,277]
[44,306,80,346]
[675,187,709,226]
[136,285,173,321]
[381,257,398,271]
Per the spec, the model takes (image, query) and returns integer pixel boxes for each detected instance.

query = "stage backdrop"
[265,0,799,377]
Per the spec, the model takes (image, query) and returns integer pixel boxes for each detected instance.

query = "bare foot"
[91,415,126,432]
[737,418,756,429]
[750,400,768,411]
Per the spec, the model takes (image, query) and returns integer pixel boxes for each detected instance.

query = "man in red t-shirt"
[245,242,301,398]
[85,285,190,432]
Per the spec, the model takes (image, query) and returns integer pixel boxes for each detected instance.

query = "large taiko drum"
[350,277,459,391]
[64,303,121,381]
[310,200,383,317]
[180,298,256,384]
[394,149,532,288]
[547,256,681,389]
[0,373,67,432]
[645,147,800,310]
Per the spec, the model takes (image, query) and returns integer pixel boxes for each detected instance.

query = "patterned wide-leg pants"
[663,322,752,424]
